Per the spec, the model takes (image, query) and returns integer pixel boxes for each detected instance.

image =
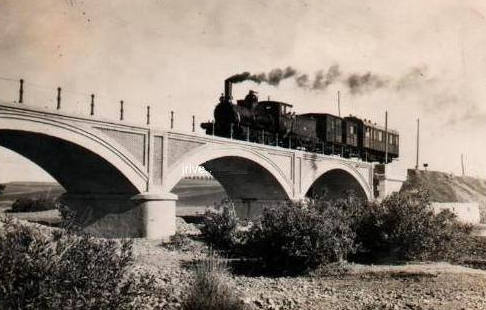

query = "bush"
[200,206,241,251]
[162,232,196,252]
[0,217,155,310]
[246,199,358,274]
[8,197,58,213]
[182,254,247,310]
[355,190,472,261]
[199,191,474,274]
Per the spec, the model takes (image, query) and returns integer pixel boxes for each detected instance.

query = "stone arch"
[164,144,293,201]
[0,117,147,194]
[301,163,372,201]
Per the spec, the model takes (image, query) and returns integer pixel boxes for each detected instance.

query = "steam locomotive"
[201,80,399,163]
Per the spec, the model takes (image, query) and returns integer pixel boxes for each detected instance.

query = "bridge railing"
[0,76,204,133]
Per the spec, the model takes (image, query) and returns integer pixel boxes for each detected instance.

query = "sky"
[0,0,486,182]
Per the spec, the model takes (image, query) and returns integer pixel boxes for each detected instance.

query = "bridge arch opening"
[306,169,368,201]
[0,130,140,195]
[200,156,290,201]
[168,153,292,219]
[171,156,290,200]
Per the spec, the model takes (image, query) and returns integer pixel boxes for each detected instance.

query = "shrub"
[355,190,472,261]
[200,206,241,250]
[162,232,196,252]
[182,254,247,310]
[8,197,58,213]
[0,216,156,310]
[246,199,358,274]
[199,191,474,274]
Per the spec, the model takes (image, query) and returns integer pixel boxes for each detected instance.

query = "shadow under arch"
[0,129,140,195]
[170,155,292,220]
[305,169,369,201]
[200,156,290,201]
[164,144,293,201]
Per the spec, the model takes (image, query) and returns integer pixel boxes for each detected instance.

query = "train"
[201,79,399,163]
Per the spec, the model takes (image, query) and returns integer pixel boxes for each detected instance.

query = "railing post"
[246,126,250,142]
[56,87,61,110]
[212,120,215,136]
[192,115,195,132]
[90,94,95,116]
[170,111,174,129]
[146,105,150,125]
[19,79,24,104]
[276,133,279,147]
[261,129,265,144]
[120,100,124,121]
[230,123,233,139]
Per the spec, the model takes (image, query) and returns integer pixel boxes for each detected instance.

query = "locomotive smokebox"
[224,79,232,102]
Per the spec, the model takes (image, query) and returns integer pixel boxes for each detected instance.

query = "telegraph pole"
[18,79,24,104]
[384,111,388,164]
[415,118,420,169]
[461,153,465,176]
[337,90,341,117]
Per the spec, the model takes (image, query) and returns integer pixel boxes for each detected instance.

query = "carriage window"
[365,128,370,138]
[378,131,383,141]
[350,126,355,134]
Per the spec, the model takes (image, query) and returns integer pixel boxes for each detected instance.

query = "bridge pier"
[132,192,177,239]
[60,192,177,239]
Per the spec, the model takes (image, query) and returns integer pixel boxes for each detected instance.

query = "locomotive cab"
[256,100,294,134]
[258,100,293,116]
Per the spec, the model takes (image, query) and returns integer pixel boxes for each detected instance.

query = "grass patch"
[182,253,247,310]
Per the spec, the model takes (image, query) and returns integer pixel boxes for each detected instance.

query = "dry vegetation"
[1,190,486,309]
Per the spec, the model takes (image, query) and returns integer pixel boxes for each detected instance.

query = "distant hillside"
[171,179,225,207]
[400,169,486,221]
[0,182,64,201]
[0,179,225,209]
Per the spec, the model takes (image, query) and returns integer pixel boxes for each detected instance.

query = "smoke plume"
[226,66,297,85]
[228,64,427,96]
[395,66,427,90]
[346,72,389,95]
[312,64,341,90]
[295,74,310,88]
[267,67,297,85]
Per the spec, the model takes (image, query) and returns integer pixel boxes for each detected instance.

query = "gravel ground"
[130,218,486,310]
[3,216,486,310]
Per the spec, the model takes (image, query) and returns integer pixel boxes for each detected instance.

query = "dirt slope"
[400,169,486,221]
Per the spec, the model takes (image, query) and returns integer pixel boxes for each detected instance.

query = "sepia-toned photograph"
[1,0,486,309]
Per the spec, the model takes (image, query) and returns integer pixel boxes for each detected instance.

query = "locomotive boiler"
[201,79,399,164]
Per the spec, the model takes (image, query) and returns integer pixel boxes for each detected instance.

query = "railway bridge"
[0,102,375,239]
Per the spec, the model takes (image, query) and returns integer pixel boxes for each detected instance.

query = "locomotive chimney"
[224,79,232,102]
